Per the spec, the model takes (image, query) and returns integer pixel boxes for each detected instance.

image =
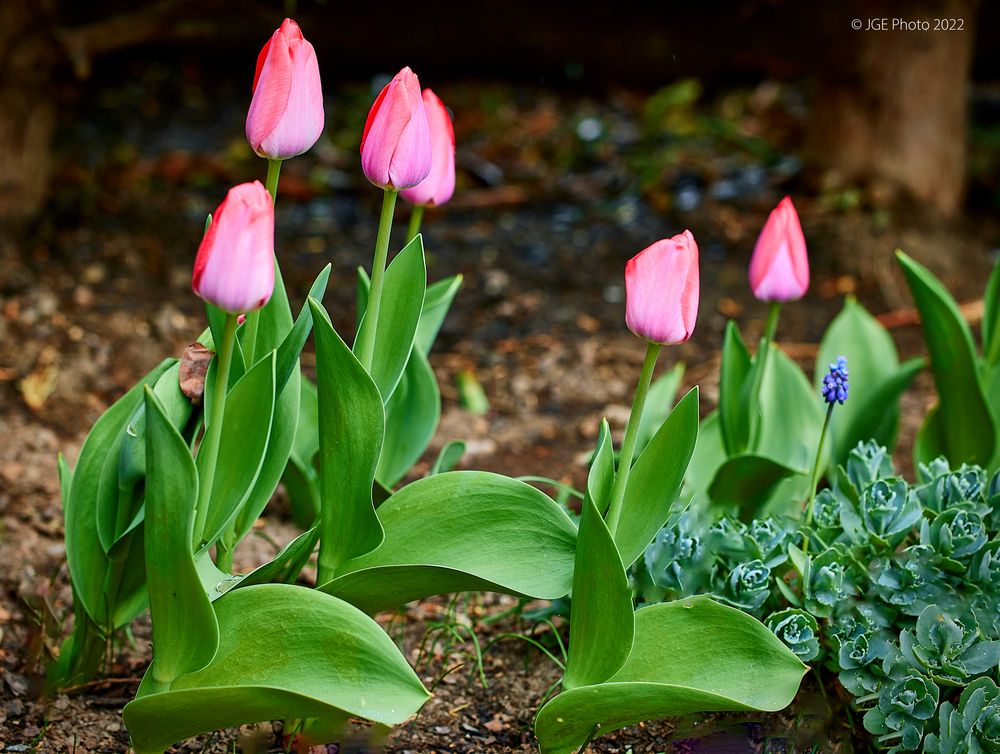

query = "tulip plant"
[686,198,923,517]
[533,233,807,754]
[895,251,1000,471]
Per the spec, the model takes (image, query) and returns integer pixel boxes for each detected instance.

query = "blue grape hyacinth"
[822,356,849,405]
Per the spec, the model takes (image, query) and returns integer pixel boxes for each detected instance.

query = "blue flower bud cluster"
[822,356,849,405]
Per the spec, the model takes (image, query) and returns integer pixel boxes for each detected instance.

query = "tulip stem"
[193,312,238,551]
[264,158,282,203]
[748,302,782,448]
[605,341,661,539]
[242,160,282,367]
[357,188,398,371]
[406,204,425,243]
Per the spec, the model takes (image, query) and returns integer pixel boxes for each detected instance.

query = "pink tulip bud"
[360,67,432,190]
[245,18,324,160]
[400,89,456,207]
[192,182,275,314]
[625,231,700,345]
[748,196,809,302]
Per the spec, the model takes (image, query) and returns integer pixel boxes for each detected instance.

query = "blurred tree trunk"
[0,1,58,226]
[807,0,976,217]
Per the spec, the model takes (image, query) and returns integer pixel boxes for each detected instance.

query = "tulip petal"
[192,182,275,314]
[361,67,433,190]
[400,89,456,207]
[748,197,809,302]
[246,19,324,160]
[625,231,700,345]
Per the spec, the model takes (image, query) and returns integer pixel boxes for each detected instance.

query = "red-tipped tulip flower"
[360,67,432,190]
[400,89,455,207]
[246,18,324,160]
[625,230,700,345]
[748,196,809,302]
[192,181,275,314]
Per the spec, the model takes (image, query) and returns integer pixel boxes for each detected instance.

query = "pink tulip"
[192,182,275,314]
[400,89,455,207]
[748,196,809,302]
[245,18,324,160]
[625,231,700,345]
[360,67,432,190]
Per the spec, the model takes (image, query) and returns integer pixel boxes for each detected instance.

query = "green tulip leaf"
[815,297,921,465]
[708,454,803,513]
[563,491,633,690]
[757,346,825,472]
[274,263,331,395]
[416,273,463,353]
[983,261,1000,367]
[897,251,996,466]
[377,346,440,487]
[143,387,219,687]
[719,320,752,455]
[534,596,807,754]
[65,359,173,625]
[283,377,321,528]
[236,526,320,589]
[319,472,577,614]
[354,235,427,403]
[616,388,699,568]
[430,440,466,475]
[123,584,429,754]
[197,352,276,550]
[635,362,685,456]
[589,418,615,515]
[310,299,385,578]
[685,411,726,501]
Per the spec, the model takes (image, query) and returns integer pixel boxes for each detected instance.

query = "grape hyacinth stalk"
[806,357,849,527]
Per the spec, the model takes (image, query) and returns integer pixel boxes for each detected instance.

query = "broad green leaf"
[708,454,802,513]
[815,297,919,465]
[143,388,219,687]
[207,304,246,387]
[589,419,615,515]
[563,493,633,690]
[354,235,427,403]
[984,262,1000,367]
[830,358,924,466]
[535,596,807,754]
[376,346,440,487]
[274,263,331,394]
[358,269,461,356]
[416,274,463,353]
[685,411,726,501]
[430,440,465,475]
[197,352,276,550]
[123,584,429,754]
[107,362,194,549]
[898,251,996,466]
[616,388,699,568]
[236,526,320,589]
[757,346,825,472]
[283,455,320,529]
[319,472,577,614]
[284,377,320,528]
[232,361,300,544]
[65,359,173,624]
[719,321,752,455]
[635,363,685,455]
[111,529,150,628]
[252,257,295,358]
[310,299,385,579]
